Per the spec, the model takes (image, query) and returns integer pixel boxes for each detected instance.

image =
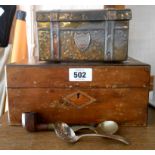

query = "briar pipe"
[22,112,97,133]
[22,112,54,132]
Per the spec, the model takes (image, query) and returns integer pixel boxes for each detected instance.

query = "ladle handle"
[78,133,129,145]
[37,124,96,132]
[37,124,97,132]
[72,126,97,133]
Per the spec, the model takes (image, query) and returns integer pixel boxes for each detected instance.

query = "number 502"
[74,72,86,78]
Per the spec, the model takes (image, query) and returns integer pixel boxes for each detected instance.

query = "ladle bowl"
[54,122,129,144]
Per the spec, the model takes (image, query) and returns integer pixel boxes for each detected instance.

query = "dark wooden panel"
[6,65,150,88]
[8,88,149,126]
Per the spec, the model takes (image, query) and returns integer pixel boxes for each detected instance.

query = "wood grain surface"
[6,58,151,126]
[7,62,150,89]
[0,107,155,150]
[8,88,148,126]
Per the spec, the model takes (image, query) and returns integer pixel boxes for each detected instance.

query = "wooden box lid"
[6,58,150,89]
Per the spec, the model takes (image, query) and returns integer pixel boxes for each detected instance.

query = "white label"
[69,68,92,81]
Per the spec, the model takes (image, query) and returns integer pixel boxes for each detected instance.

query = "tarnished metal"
[52,22,60,60]
[36,9,132,61]
[38,29,51,61]
[74,32,91,52]
[36,9,132,22]
[104,21,114,61]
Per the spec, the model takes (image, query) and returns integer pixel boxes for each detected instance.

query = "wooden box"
[36,9,132,61]
[6,58,151,126]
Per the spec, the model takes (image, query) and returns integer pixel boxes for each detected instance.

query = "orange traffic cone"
[11,10,28,63]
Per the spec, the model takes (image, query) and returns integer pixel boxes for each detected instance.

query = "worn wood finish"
[104,5,125,9]
[0,107,155,150]
[7,61,150,89]
[8,88,148,126]
[150,75,155,91]
[6,58,150,126]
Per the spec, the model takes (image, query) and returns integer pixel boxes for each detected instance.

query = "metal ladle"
[72,121,119,135]
[97,121,119,135]
[54,122,129,144]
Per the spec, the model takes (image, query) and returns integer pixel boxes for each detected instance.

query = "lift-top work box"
[6,58,151,126]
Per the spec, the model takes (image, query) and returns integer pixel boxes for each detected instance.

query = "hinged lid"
[36,9,132,22]
[6,58,150,89]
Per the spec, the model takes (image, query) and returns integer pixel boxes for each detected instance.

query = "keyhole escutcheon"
[77,93,80,99]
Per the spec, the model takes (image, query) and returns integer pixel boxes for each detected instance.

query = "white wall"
[127,5,155,75]
[127,5,155,105]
